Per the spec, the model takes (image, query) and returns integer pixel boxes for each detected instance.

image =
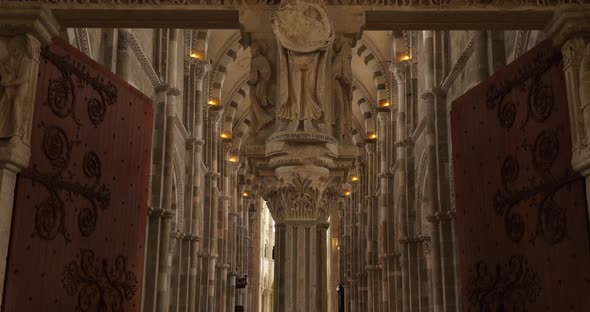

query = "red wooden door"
[2,38,153,312]
[451,40,590,311]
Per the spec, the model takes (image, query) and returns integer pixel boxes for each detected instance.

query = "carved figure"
[332,37,353,143]
[0,36,33,140]
[272,0,334,132]
[247,42,273,134]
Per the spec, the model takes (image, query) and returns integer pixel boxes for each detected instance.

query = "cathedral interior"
[0,1,590,312]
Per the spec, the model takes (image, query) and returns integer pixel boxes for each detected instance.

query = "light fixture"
[400,54,411,61]
[368,132,378,140]
[220,131,231,139]
[343,190,351,197]
[242,191,250,198]
[379,99,391,108]
[350,175,359,182]
[208,98,219,106]
[228,155,239,163]
[190,52,202,59]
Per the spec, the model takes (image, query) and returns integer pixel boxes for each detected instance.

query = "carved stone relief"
[247,41,273,134]
[0,35,39,145]
[332,36,353,143]
[272,0,334,133]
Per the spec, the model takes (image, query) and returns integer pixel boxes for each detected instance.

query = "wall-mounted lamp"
[343,190,351,197]
[242,191,250,198]
[400,54,411,61]
[220,131,231,139]
[190,52,203,59]
[379,99,391,108]
[208,98,219,106]
[350,175,359,182]
[367,132,378,140]
[228,155,239,163]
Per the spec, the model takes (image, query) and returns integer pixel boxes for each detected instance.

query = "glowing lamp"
[343,190,352,197]
[228,155,239,163]
[220,132,231,139]
[208,98,219,106]
[400,54,411,61]
[350,175,359,182]
[379,100,391,108]
[368,132,378,140]
[242,191,250,198]
[190,52,202,59]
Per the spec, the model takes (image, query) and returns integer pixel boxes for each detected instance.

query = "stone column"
[189,59,210,312]
[545,5,590,224]
[364,141,380,312]
[390,61,409,312]
[201,107,222,312]
[116,29,132,81]
[263,166,341,312]
[0,6,60,310]
[216,146,231,312]
[471,30,490,84]
[377,109,394,312]
[156,28,181,312]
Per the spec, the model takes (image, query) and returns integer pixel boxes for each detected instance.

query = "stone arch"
[353,37,390,106]
[222,75,249,136]
[352,81,377,134]
[209,33,246,105]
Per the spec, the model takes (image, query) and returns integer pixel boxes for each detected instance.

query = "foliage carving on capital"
[0,35,40,146]
[389,62,406,84]
[193,60,211,81]
[561,37,587,70]
[261,174,341,222]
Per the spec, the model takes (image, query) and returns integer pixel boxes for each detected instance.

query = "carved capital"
[192,59,211,81]
[561,37,588,70]
[117,29,130,50]
[389,62,406,84]
[261,166,342,223]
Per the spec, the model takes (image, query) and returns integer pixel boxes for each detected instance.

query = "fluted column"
[0,8,59,309]
[263,166,341,312]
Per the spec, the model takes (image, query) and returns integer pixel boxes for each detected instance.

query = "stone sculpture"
[332,37,353,143]
[272,0,334,132]
[247,42,273,134]
[0,36,33,141]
